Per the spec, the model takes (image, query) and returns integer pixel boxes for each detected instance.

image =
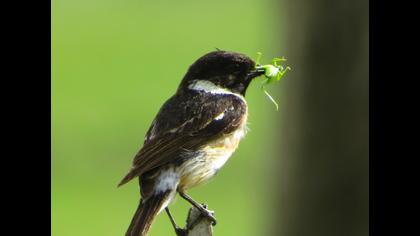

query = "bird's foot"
[199,204,217,226]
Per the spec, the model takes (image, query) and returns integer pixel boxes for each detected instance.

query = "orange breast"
[177,118,248,191]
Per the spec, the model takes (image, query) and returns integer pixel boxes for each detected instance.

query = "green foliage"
[52,1,285,236]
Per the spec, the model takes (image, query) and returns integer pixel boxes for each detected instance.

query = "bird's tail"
[125,192,170,236]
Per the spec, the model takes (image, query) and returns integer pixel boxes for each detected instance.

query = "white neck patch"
[188,80,235,95]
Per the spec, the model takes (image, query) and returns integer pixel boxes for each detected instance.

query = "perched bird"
[118,50,265,236]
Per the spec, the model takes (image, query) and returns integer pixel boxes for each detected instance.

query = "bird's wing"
[118,92,247,187]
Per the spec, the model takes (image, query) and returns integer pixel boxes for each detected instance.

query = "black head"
[178,51,264,96]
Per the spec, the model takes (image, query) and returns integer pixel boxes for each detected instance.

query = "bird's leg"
[178,192,217,226]
[165,207,187,236]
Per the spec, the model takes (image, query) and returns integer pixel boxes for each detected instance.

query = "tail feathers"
[118,171,136,187]
[126,192,170,236]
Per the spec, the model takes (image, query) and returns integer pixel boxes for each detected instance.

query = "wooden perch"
[182,206,214,236]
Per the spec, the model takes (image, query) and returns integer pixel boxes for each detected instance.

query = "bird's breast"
[178,117,248,191]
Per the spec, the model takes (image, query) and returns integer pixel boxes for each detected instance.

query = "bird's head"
[178,50,265,96]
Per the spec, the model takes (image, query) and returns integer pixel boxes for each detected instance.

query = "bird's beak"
[235,67,266,95]
[246,68,265,81]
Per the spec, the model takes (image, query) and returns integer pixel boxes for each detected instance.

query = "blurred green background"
[52,0,368,236]
[52,0,285,235]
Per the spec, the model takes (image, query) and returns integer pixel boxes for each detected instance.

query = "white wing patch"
[214,112,225,120]
[168,117,196,134]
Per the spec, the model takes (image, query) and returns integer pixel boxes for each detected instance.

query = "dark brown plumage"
[119,50,264,236]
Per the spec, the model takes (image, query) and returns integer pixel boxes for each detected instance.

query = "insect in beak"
[254,52,292,111]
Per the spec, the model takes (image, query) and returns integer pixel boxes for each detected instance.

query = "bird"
[118,50,265,236]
